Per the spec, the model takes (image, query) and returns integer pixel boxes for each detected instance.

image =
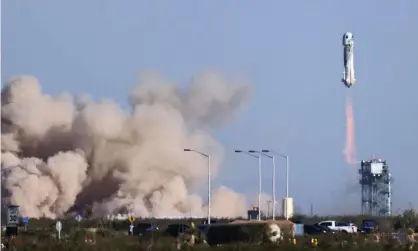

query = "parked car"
[317,220,357,233]
[313,223,336,234]
[358,219,378,234]
[304,224,333,235]
[164,224,192,237]
[133,223,159,236]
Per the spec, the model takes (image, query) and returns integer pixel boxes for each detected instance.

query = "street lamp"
[184,149,211,224]
[262,150,290,220]
[250,150,277,220]
[234,150,262,220]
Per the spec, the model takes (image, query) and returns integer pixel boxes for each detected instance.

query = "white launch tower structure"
[359,158,392,216]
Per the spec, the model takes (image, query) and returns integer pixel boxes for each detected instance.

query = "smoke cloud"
[1,72,252,219]
[343,95,357,167]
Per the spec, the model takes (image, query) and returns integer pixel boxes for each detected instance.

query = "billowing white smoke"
[1,71,252,219]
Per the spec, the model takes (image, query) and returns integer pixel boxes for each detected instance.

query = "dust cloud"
[343,95,357,167]
[1,71,252,219]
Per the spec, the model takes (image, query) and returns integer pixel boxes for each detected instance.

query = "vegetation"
[2,230,417,251]
[2,209,417,250]
[14,209,418,232]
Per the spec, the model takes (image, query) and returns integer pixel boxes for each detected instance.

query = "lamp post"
[184,149,211,224]
[262,150,290,220]
[234,150,262,220]
[250,150,276,220]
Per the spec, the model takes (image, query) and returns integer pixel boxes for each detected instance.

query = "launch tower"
[359,158,392,216]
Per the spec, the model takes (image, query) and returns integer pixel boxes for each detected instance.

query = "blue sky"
[2,1,417,215]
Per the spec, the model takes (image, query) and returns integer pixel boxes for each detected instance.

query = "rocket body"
[342,32,356,88]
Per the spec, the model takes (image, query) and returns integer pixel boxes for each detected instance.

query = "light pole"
[250,150,276,220]
[184,149,211,224]
[262,150,290,220]
[234,150,262,220]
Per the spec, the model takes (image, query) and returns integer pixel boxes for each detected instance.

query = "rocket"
[342,32,356,88]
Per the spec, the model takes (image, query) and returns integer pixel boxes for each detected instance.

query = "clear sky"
[2,1,417,215]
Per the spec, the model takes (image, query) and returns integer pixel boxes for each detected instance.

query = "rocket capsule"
[343,32,354,46]
[342,32,356,88]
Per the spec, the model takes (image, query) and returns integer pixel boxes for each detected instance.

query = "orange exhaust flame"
[343,95,357,167]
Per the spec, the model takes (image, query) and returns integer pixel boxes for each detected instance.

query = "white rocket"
[342,32,356,88]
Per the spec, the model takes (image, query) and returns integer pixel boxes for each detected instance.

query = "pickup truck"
[317,220,357,233]
[358,219,378,234]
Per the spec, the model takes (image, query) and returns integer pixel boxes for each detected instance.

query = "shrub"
[8,212,418,251]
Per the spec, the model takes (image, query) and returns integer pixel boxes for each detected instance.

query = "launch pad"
[359,158,392,216]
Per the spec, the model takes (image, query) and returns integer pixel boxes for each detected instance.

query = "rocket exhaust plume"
[343,95,357,167]
[1,72,251,218]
